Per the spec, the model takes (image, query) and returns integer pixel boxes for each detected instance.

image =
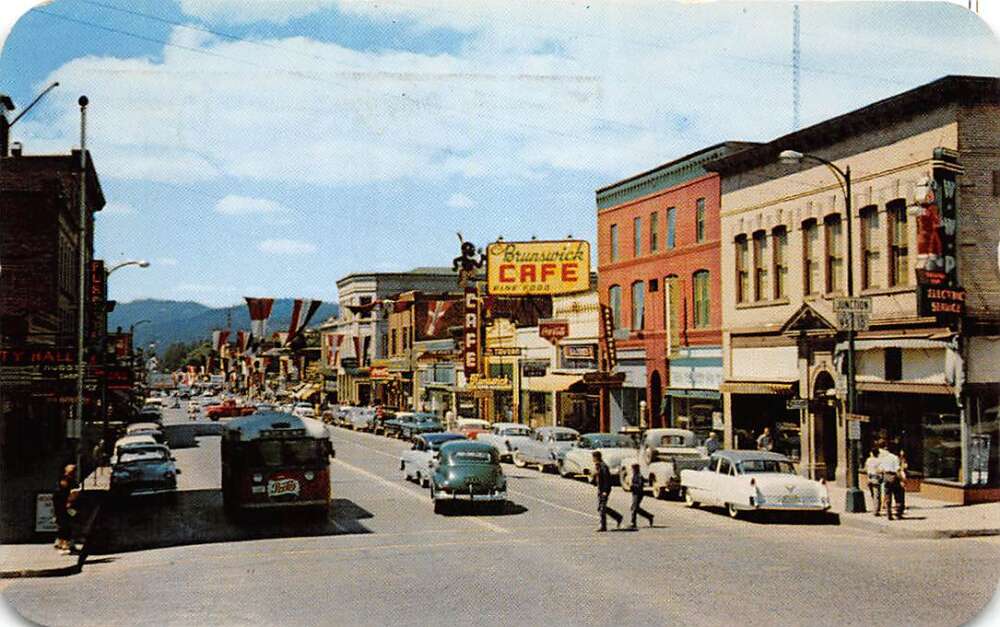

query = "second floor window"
[609,285,622,329]
[825,214,844,294]
[803,219,819,295]
[772,226,788,299]
[666,207,676,249]
[752,230,769,301]
[650,212,659,252]
[610,224,619,262]
[390,329,397,355]
[735,235,749,304]
[888,200,909,287]
[695,198,706,242]
[692,270,710,328]
[633,216,642,257]
[861,206,881,290]
[631,280,645,330]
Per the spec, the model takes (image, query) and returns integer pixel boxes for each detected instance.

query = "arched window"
[631,281,645,330]
[608,285,622,329]
[692,270,710,328]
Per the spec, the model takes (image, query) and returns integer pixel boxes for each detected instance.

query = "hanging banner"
[463,287,479,377]
[486,240,590,295]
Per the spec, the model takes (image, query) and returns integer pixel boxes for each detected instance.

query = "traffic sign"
[833,297,872,313]
[836,310,871,331]
[786,398,810,411]
[845,413,870,422]
[848,419,861,440]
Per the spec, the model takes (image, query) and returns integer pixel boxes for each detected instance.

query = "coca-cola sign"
[538,318,569,345]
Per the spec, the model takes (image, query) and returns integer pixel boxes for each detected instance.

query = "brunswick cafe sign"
[486,240,590,296]
[466,374,511,390]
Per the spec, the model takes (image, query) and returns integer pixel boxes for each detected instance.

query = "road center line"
[332,458,509,534]
[507,488,599,520]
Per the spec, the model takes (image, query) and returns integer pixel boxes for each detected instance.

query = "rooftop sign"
[486,240,590,296]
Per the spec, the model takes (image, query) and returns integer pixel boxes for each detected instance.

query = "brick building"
[707,75,1000,501]
[1,141,106,540]
[595,142,752,435]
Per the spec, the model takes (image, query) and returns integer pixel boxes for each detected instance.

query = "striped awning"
[293,384,321,400]
[718,381,798,396]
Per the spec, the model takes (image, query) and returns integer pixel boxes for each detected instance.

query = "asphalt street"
[3,406,999,626]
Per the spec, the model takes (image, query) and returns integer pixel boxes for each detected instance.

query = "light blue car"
[513,426,579,472]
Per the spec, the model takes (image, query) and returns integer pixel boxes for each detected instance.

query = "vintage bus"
[221,412,335,515]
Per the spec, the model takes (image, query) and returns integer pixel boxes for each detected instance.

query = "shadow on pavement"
[698,506,840,525]
[435,501,528,517]
[89,489,373,555]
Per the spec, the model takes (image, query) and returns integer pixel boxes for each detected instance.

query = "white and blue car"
[476,422,533,462]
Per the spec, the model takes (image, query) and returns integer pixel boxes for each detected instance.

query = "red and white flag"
[235,331,248,354]
[286,299,322,344]
[324,334,343,367]
[212,330,230,352]
[245,297,275,346]
[424,300,456,337]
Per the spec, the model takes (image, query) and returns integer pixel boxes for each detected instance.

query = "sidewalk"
[829,485,1000,539]
[1,468,109,579]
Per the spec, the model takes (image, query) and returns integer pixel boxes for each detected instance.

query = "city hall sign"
[486,240,590,295]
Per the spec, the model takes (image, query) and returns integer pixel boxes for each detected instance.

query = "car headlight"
[163,470,175,479]
[304,471,315,480]
[252,473,263,482]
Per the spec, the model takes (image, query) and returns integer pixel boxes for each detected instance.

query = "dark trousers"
[883,473,904,518]
[630,493,653,526]
[597,492,622,529]
[867,477,883,513]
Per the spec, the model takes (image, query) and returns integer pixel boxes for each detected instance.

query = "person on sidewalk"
[877,443,904,520]
[705,432,721,455]
[53,464,79,554]
[756,427,774,452]
[593,451,622,532]
[898,450,909,516]
[865,447,883,516]
[627,463,654,529]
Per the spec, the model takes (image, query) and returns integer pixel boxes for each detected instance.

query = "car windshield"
[445,449,497,465]
[118,449,169,464]
[588,435,634,448]
[737,459,795,474]
[429,437,462,451]
[501,427,531,437]
[247,439,327,467]
[659,435,689,447]
[551,432,577,442]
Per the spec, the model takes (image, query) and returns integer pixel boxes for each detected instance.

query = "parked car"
[124,422,166,444]
[348,407,377,431]
[254,403,276,414]
[620,428,711,499]
[513,426,580,471]
[680,450,831,519]
[112,435,159,462]
[558,433,637,481]
[110,444,181,498]
[400,432,467,487]
[383,411,408,438]
[475,422,533,462]
[429,440,507,514]
[399,413,443,440]
[292,402,316,418]
[455,418,491,440]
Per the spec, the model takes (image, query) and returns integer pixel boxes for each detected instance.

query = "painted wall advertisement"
[486,240,590,295]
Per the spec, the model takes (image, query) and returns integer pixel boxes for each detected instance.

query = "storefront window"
[922,412,961,481]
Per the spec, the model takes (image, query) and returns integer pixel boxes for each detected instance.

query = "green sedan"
[430,440,507,514]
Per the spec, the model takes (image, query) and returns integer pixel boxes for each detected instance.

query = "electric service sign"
[486,240,590,295]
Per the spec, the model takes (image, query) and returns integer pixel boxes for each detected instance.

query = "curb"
[0,492,104,579]
[837,512,1000,539]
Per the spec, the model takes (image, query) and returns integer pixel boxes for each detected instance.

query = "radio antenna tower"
[792,3,801,131]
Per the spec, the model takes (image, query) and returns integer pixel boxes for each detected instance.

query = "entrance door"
[813,372,837,481]
[649,371,663,428]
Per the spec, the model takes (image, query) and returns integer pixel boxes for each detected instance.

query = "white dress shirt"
[877,451,900,473]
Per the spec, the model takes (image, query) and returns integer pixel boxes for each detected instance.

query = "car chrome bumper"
[434,490,507,502]
[754,503,830,512]
[241,499,330,508]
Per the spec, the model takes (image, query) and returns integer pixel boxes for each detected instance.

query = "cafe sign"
[486,240,590,295]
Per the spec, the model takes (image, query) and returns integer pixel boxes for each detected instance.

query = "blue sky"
[0,0,998,307]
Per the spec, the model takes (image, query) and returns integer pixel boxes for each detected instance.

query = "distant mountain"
[108,299,339,354]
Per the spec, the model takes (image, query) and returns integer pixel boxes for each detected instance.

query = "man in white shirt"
[877,444,903,520]
[864,447,883,516]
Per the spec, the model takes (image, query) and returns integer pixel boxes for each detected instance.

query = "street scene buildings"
[1,2,999,626]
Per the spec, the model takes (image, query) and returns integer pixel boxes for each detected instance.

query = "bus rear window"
[245,440,326,467]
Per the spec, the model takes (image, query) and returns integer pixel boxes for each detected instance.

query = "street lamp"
[778,149,866,513]
[107,259,150,275]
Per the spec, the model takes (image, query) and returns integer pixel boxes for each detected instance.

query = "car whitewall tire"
[513,452,526,468]
[684,488,698,508]
[727,503,741,519]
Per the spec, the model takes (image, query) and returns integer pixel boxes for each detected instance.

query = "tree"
[161,342,193,372]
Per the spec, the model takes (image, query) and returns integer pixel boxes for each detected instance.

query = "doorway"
[649,371,662,428]
[813,371,838,481]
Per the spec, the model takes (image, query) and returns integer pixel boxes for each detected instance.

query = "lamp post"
[778,149,866,513]
[107,259,150,275]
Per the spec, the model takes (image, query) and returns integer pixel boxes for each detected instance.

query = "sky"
[0,0,998,308]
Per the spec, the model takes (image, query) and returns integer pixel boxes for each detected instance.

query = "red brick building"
[595,142,752,435]
[0,141,106,541]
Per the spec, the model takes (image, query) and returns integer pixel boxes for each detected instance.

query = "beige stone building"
[707,76,999,502]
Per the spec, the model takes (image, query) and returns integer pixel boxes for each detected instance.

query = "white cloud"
[100,201,137,216]
[178,0,337,25]
[156,257,179,266]
[257,239,317,255]
[446,193,476,209]
[215,195,291,215]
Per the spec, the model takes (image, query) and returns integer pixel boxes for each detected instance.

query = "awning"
[521,373,582,393]
[294,384,321,400]
[718,381,797,396]
[665,388,722,400]
[857,381,954,395]
[836,338,948,352]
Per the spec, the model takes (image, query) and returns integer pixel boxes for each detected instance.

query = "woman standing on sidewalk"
[53,464,79,554]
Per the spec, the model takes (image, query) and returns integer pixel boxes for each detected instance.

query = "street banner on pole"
[486,240,590,295]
